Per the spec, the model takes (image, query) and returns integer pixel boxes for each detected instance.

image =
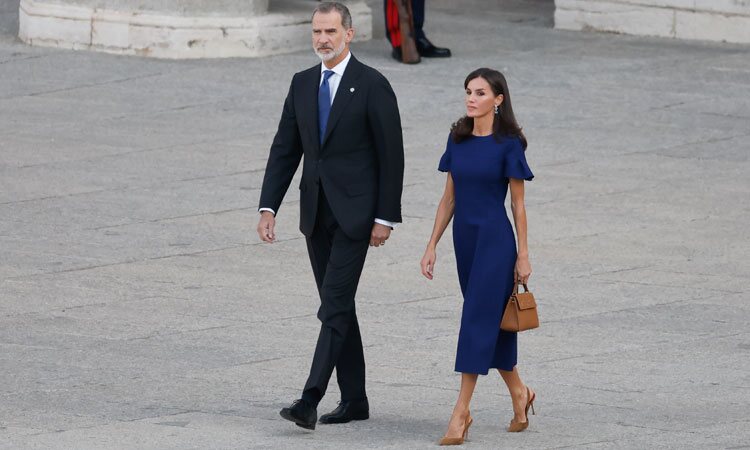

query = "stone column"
[19,0,372,58]
[555,0,750,45]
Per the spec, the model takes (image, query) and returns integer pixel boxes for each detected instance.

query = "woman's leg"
[498,367,533,423]
[443,373,478,437]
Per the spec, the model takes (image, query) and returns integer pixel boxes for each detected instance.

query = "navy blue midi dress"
[438,133,534,375]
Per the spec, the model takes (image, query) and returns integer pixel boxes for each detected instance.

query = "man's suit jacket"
[259,55,404,240]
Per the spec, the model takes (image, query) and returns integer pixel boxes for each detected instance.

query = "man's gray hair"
[312,2,353,29]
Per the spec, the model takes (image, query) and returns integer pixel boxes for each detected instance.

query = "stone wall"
[1,0,20,36]
[555,0,750,44]
[18,0,372,58]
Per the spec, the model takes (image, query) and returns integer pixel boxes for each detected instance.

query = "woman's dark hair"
[450,68,527,149]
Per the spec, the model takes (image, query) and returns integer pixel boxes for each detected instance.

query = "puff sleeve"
[503,137,534,181]
[438,136,452,172]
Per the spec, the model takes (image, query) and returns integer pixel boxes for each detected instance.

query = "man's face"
[312,11,353,62]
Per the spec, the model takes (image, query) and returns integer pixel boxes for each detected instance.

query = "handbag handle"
[512,281,530,295]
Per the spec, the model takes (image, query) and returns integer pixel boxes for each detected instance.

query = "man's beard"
[313,39,346,62]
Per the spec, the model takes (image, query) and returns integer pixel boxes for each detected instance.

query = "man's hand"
[370,223,391,247]
[257,211,276,243]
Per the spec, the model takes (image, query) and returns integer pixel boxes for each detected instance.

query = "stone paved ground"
[1,0,749,448]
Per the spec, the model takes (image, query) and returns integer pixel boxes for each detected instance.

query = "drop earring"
[494,104,499,114]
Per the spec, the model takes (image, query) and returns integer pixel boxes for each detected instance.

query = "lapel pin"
[350,87,355,93]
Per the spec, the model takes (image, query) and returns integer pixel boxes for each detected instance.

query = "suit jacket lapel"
[305,65,322,151]
[322,56,363,147]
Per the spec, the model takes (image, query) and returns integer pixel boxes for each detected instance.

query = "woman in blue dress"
[420,68,536,445]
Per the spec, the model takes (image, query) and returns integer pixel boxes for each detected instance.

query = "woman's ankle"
[451,404,470,418]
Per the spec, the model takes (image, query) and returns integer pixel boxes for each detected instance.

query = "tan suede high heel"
[439,413,473,445]
[507,386,535,432]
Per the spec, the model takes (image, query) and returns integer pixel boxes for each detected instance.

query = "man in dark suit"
[256,2,404,430]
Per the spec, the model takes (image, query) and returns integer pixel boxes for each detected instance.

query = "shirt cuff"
[259,207,276,216]
[374,218,396,229]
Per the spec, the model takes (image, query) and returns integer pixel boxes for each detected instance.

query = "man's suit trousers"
[302,189,370,406]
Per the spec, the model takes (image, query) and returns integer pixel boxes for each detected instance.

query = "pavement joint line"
[120,409,203,423]
[532,186,652,205]
[261,313,318,323]
[0,72,168,101]
[0,167,267,205]
[12,137,250,170]
[648,152,747,162]
[159,168,267,184]
[701,111,750,120]
[546,232,602,242]
[535,354,590,364]
[549,439,622,449]
[368,380,466,393]
[561,385,645,395]
[0,54,45,64]
[561,401,639,413]
[57,301,108,311]
[371,294,453,305]
[123,323,248,341]
[646,101,689,111]
[0,296,270,326]
[105,100,223,122]
[537,159,581,168]
[3,239,303,281]
[588,278,745,294]
[652,268,750,280]
[0,341,58,350]
[586,264,656,276]
[222,354,310,368]
[0,188,116,206]
[87,206,258,231]
[21,424,109,438]
[533,331,749,365]
[611,422,705,434]
[539,298,691,324]
[619,132,750,157]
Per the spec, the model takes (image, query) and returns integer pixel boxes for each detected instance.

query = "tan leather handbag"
[500,282,539,332]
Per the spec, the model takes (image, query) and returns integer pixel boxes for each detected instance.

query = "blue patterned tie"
[318,70,335,145]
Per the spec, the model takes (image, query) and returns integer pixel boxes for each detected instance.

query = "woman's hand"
[515,255,532,285]
[421,247,437,280]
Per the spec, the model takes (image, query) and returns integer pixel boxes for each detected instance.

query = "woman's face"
[465,77,503,118]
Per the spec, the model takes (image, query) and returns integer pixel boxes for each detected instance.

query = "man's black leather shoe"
[416,37,451,58]
[319,399,370,424]
[280,399,317,430]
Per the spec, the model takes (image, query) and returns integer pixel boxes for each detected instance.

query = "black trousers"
[301,189,370,406]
